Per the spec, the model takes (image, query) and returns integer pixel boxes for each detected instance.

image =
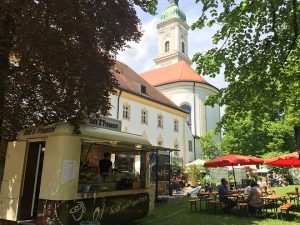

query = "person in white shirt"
[246,181,263,215]
[244,185,251,195]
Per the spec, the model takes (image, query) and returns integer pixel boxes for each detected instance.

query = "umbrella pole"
[232,164,237,190]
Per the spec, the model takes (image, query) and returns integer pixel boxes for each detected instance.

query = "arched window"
[165,41,170,52]
[180,104,191,127]
[182,42,185,54]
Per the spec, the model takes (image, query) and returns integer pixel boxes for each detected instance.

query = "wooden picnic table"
[198,191,218,200]
[197,192,219,210]
[198,191,218,196]
[261,194,284,212]
[261,194,283,200]
[226,193,248,201]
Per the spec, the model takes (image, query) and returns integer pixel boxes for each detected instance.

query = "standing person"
[246,180,263,215]
[218,178,237,213]
[99,152,112,181]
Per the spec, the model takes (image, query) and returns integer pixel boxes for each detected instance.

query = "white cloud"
[117,18,159,73]
[117,2,228,90]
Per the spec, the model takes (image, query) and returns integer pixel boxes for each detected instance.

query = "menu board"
[233,168,247,184]
[61,160,78,184]
[210,167,228,183]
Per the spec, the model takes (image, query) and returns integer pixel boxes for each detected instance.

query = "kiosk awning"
[18,122,152,151]
[18,122,179,153]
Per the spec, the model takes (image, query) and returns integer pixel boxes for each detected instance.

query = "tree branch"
[282,0,299,65]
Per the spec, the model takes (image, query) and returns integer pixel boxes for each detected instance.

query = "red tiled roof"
[112,61,186,113]
[140,61,216,89]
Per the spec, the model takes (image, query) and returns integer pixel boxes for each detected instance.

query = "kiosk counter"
[0,122,153,225]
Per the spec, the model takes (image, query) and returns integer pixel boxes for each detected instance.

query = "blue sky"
[117,0,227,89]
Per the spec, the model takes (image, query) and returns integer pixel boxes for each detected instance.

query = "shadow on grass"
[136,197,300,225]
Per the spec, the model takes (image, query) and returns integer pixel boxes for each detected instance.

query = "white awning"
[186,159,206,166]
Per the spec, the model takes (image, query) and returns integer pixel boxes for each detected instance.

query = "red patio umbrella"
[204,154,264,189]
[265,152,300,167]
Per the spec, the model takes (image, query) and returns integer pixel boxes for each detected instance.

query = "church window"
[182,42,185,54]
[188,140,193,152]
[122,104,131,119]
[174,141,179,156]
[165,41,170,52]
[174,119,179,132]
[157,113,164,128]
[180,104,191,127]
[141,109,148,124]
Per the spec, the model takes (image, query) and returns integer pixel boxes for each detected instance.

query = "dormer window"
[182,42,185,54]
[141,85,147,94]
[165,41,170,52]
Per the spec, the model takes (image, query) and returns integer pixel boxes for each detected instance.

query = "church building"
[141,0,221,159]
[110,0,220,166]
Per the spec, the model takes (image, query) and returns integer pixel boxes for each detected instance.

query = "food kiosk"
[0,118,154,225]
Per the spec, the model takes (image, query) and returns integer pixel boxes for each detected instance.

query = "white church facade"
[109,0,220,166]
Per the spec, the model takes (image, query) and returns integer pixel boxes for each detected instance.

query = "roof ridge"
[179,61,184,80]
[113,60,187,113]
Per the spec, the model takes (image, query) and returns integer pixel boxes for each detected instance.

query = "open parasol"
[265,152,300,167]
[204,154,264,189]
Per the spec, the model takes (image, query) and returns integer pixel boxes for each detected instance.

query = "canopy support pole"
[232,164,237,190]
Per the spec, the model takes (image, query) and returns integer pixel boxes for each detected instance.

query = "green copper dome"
[161,0,186,23]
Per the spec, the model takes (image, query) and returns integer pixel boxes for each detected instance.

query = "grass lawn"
[136,185,300,225]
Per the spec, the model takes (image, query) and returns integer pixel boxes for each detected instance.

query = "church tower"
[154,0,192,68]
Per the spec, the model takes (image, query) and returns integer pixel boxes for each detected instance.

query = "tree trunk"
[0,8,14,178]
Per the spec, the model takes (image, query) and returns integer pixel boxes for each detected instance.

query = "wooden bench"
[207,201,223,212]
[277,203,294,220]
[237,202,249,215]
[188,199,201,212]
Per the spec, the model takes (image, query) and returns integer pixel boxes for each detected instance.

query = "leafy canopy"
[220,112,296,156]
[0,0,157,139]
[193,0,300,126]
[199,130,221,159]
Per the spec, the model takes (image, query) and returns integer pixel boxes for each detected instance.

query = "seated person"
[244,181,253,195]
[99,152,112,181]
[246,180,263,215]
[218,178,237,213]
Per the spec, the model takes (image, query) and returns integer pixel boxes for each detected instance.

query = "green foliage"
[0,0,157,140]
[200,130,221,159]
[220,112,296,156]
[186,164,203,186]
[170,162,182,176]
[193,0,300,130]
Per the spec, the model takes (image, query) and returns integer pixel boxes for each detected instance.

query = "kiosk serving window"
[78,142,146,193]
